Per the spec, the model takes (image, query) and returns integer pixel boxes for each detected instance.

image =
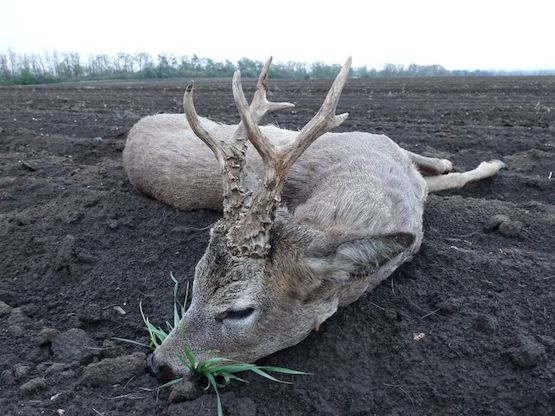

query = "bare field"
[1,76,554,415]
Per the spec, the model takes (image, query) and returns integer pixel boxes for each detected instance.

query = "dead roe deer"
[123,57,505,380]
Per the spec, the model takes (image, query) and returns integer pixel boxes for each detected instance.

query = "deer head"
[148,57,412,380]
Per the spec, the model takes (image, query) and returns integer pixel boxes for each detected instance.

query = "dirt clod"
[8,324,25,337]
[1,370,14,385]
[52,234,76,279]
[169,379,202,403]
[0,300,12,316]
[51,328,97,364]
[484,214,510,230]
[537,335,555,350]
[75,248,96,263]
[51,369,76,382]
[484,213,523,237]
[20,303,39,316]
[474,314,498,334]
[168,394,217,416]
[45,362,73,376]
[100,339,125,358]
[36,328,59,346]
[498,220,523,237]
[222,393,257,416]
[384,309,399,320]
[78,303,104,324]
[7,307,31,326]
[435,297,463,314]
[20,377,47,395]
[29,346,51,364]
[79,352,146,386]
[13,363,32,380]
[510,334,547,368]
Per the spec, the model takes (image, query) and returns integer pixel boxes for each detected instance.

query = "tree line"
[0,50,551,85]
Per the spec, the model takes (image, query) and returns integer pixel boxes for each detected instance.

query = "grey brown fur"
[123,57,505,379]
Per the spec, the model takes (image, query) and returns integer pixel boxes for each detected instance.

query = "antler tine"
[249,56,295,122]
[232,70,278,165]
[280,57,352,171]
[183,83,225,168]
[231,56,296,165]
[184,82,248,224]
[228,57,294,158]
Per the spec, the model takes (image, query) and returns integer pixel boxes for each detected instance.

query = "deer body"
[124,58,504,380]
[125,113,426,301]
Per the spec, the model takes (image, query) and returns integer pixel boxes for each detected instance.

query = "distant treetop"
[0,50,553,85]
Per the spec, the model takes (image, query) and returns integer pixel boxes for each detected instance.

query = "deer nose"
[146,353,176,382]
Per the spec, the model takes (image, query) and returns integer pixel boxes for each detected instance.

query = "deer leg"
[406,151,453,175]
[425,160,506,193]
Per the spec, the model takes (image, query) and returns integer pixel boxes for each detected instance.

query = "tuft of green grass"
[179,344,309,416]
[116,272,310,416]
[114,271,188,349]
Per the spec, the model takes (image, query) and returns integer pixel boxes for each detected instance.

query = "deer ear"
[306,233,415,283]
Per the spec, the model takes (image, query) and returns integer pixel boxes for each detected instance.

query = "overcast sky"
[1,0,553,71]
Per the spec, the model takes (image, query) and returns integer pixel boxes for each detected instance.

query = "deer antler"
[227,57,352,258]
[185,57,351,258]
[183,57,294,226]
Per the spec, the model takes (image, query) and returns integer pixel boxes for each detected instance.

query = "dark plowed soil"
[1,76,554,416]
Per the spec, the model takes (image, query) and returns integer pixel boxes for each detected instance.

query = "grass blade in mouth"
[205,373,223,416]
[139,377,184,392]
[112,337,152,349]
[258,366,311,376]
[182,344,197,370]
[250,367,291,384]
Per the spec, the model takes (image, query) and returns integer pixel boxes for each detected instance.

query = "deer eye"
[216,307,255,321]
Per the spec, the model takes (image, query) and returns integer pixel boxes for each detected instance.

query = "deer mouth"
[146,351,192,383]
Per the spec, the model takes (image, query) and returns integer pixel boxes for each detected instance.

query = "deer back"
[124,114,427,237]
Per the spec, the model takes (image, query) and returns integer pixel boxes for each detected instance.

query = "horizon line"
[1,48,554,74]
